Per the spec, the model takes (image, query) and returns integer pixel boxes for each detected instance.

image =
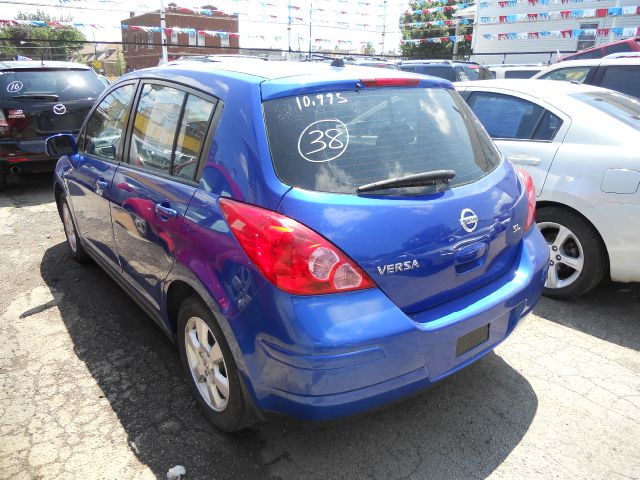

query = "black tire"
[58,193,90,263]
[537,206,607,299]
[177,295,249,432]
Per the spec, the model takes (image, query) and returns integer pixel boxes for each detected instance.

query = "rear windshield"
[0,68,105,101]
[570,91,640,131]
[263,87,501,194]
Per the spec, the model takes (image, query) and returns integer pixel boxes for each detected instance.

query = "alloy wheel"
[538,221,584,289]
[184,316,230,412]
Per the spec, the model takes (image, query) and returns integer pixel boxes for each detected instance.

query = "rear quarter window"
[263,87,501,194]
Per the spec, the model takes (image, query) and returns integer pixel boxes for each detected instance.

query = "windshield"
[0,68,105,101]
[263,87,501,194]
[571,90,640,131]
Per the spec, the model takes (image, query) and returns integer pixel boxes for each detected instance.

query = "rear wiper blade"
[356,170,456,193]
[11,94,59,101]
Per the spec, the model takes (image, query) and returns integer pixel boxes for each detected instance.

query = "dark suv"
[399,60,492,82]
[0,61,105,189]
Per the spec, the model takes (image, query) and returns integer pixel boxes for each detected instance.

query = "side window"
[540,66,591,83]
[531,111,563,141]
[129,83,185,175]
[467,92,553,140]
[598,66,640,98]
[82,83,135,160]
[173,95,216,180]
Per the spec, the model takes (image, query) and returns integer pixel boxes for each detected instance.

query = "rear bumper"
[1,139,55,174]
[233,227,549,421]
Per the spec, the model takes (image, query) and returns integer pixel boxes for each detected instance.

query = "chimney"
[130,11,135,17]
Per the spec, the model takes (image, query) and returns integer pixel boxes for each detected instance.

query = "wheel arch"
[536,200,610,276]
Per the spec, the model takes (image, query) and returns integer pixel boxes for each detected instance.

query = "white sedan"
[456,79,640,298]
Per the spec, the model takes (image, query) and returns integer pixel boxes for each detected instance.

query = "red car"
[560,36,640,61]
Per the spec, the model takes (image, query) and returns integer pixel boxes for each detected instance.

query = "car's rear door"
[459,87,571,196]
[65,81,138,268]
[110,80,217,311]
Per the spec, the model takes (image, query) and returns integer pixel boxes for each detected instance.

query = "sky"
[2,0,409,54]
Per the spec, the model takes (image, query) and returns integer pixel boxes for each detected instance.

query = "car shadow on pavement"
[0,172,55,208]
[41,242,539,480]
[535,281,640,351]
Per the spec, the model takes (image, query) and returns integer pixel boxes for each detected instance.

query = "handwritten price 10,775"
[295,93,348,110]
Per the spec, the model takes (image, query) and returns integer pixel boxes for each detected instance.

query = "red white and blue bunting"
[480,5,640,23]
[482,26,640,39]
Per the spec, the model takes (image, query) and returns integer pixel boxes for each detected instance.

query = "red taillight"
[518,169,536,230]
[0,110,8,136]
[360,78,420,88]
[219,198,375,295]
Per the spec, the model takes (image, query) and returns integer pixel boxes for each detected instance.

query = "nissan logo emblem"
[53,104,66,115]
[460,208,479,233]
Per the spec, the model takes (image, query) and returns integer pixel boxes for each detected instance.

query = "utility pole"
[381,0,387,56]
[308,1,312,59]
[287,0,292,54]
[452,22,460,57]
[159,0,168,64]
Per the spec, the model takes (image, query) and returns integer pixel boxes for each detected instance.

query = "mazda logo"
[53,104,66,115]
[460,208,478,233]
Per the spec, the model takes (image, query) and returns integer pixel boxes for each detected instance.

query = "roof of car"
[400,59,481,66]
[546,57,640,68]
[0,60,92,70]
[454,78,621,103]
[125,59,445,83]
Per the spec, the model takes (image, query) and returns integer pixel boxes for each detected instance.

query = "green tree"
[0,10,85,61]
[115,48,126,76]
[361,42,375,55]
[400,2,471,59]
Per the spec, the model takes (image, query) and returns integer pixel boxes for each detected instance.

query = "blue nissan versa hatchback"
[47,60,549,431]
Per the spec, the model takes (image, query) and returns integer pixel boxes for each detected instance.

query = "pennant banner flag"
[479,5,639,23]
[479,26,640,40]
[480,0,624,8]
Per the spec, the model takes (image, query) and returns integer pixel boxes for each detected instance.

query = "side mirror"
[46,134,78,157]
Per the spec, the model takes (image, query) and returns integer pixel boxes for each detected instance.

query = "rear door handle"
[155,203,178,220]
[508,154,541,166]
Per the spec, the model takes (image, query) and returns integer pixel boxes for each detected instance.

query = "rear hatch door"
[262,80,528,313]
[0,67,104,146]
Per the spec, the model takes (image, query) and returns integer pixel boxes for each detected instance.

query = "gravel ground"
[1,174,639,480]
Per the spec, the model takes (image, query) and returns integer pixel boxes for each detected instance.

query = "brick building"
[121,6,239,70]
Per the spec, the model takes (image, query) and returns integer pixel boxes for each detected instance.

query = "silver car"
[457,79,640,298]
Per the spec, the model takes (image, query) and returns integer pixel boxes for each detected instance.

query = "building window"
[171,30,178,44]
[135,34,139,51]
[220,34,230,48]
[124,35,128,52]
[576,22,598,51]
[147,31,154,49]
[197,32,205,46]
[188,31,196,46]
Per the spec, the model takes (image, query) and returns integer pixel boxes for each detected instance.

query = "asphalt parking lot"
[1,174,639,480]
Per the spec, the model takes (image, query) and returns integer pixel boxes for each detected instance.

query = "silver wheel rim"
[538,221,585,289]
[184,316,230,412]
[62,202,77,253]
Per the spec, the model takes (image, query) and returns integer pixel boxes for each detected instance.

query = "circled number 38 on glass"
[295,93,348,110]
